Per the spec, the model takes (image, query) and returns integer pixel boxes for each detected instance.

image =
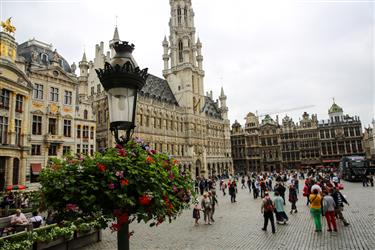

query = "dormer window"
[59,59,64,67]
[41,53,48,63]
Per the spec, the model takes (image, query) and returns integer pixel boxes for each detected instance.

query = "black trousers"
[263,212,275,233]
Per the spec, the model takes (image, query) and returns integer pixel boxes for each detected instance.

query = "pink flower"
[66,203,79,212]
[168,173,174,180]
[115,171,124,178]
[108,183,115,189]
[173,186,178,193]
[115,144,123,149]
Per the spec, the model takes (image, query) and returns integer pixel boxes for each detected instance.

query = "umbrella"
[5,185,26,191]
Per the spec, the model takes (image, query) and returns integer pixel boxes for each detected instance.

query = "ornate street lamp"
[96,41,148,145]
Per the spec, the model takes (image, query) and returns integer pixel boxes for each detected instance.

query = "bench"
[0,212,32,237]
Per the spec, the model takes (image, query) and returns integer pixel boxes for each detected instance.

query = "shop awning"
[31,163,42,175]
[322,159,341,163]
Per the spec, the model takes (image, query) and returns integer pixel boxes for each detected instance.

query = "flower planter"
[36,236,65,250]
[34,229,101,250]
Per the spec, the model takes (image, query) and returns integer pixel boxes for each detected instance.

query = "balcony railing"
[43,134,64,143]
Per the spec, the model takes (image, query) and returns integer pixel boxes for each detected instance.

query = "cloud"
[2,0,373,127]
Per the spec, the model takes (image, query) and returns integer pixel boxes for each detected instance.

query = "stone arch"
[195,159,201,177]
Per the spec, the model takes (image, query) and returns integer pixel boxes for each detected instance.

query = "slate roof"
[139,74,179,105]
[202,96,222,119]
[17,40,72,73]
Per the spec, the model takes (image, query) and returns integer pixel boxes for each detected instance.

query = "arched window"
[177,8,182,25]
[41,53,48,63]
[184,8,188,25]
[178,40,183,63]
[84,110,88,120]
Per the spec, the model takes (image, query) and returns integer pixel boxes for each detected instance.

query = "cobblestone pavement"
[80,181,375,250]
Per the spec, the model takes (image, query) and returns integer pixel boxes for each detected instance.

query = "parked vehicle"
[338,156,367,181]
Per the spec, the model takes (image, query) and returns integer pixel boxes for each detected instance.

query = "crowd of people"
[192,169,357,235]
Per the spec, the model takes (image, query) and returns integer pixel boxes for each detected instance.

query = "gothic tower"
[78,52,89,98]
[163,0,205,114]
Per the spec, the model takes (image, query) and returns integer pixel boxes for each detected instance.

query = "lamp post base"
[117,222,129,250]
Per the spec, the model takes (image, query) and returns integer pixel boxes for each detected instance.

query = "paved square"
[80,181,375,250]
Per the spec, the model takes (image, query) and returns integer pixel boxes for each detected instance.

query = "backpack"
[263,198,274,213]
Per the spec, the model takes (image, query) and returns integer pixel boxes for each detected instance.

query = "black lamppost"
[96,41,148,145]
[95,41,148,250]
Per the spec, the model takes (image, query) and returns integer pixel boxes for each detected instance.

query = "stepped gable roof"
[202,96,222,119]
[328,102,343,114]
[139,74,178,105]
[17,38,72,73]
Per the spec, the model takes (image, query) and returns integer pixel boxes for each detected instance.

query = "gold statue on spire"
[1,17,16,34]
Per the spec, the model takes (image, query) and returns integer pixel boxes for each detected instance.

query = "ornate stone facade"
[0,31,96,187]
[0,31,32,189]
[280,115,300,169]
[83,0,233,178]
[319,102,364,166]
[363,120,375,163]
[259,115,282,172]
[231,102,364,173]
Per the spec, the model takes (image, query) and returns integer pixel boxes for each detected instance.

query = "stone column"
[8,93,16,145]
[5,157,14,186]
[19,158,26,185]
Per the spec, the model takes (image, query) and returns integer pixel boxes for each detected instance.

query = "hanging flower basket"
[39,138,194,233]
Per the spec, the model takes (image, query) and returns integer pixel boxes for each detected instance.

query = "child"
[192,201,201,225]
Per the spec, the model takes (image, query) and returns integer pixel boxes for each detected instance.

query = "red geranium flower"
[118,148,126,157]
[120,179,129,186]
[139,194,152,206]
[146,156,155,164]
[117,213,129,225]
[97,163,106,172]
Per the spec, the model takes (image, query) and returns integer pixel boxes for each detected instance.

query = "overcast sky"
[2,0,374,127]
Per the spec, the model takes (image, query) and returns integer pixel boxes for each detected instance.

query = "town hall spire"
[163,0,205,113]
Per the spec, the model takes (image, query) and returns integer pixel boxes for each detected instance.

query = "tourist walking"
[332,187,350,226]
[288,184,298,214]
[199,179,205,195]
[247,177,252,193]
[192,200,201,225]
[201,193,212,225]
[275,182,286,205]
[274,191,288,224]
[261,192,275,233]
[322,191,337,232]
[241,177,246,189]
[221,180,227,196]
[252,179,258,199]
[309,189,322,232]
[209,191,218,222]
[229,181,237,203]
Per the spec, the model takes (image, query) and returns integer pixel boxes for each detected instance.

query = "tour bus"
[338,156,367,181]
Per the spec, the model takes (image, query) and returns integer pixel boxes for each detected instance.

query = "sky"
[1,0,374,127]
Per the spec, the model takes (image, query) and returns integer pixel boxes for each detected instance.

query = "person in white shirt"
[29,211,43,228]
